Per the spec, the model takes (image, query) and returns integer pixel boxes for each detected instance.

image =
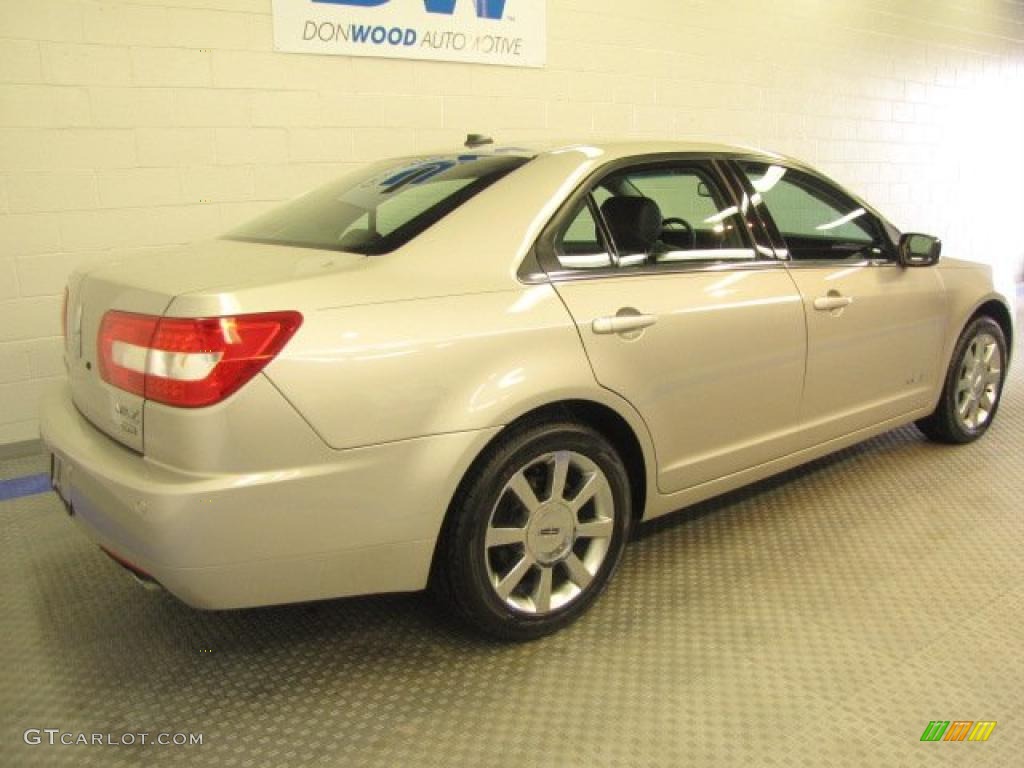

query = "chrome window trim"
[783,258,899,270]
[522,255,788,285]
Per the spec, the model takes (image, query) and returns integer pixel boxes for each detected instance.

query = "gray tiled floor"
[1,314,1021,767]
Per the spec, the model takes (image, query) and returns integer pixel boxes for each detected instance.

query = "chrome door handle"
[813,295,853,311]
[592,313,657,335]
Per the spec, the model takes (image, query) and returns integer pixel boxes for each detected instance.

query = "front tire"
[916,316,1007,444]
[433,421,632,641]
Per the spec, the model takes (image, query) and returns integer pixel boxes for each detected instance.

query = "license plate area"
[50,453,73,515]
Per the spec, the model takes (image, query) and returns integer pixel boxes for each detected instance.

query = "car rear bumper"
[39,382,499,609]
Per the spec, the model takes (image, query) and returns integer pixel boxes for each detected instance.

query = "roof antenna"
[465,133,494,148]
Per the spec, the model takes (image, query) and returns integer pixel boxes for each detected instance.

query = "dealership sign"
[272,0,546,68]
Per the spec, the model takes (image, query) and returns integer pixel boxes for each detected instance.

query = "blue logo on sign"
[312,0,507,21]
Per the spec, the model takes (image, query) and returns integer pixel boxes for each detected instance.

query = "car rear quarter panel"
[262,285,625,450]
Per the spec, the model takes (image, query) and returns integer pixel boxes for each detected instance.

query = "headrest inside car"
[601,196,662,255]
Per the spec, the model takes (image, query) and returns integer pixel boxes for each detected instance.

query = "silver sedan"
[41,141,1015,639]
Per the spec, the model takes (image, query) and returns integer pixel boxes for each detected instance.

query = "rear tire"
[432,421,631,641]
[916,316,1007,444]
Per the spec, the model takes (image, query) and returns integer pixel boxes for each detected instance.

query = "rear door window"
[552,163,754,271]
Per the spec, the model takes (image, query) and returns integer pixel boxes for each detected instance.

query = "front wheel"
[432,421,632,641]
[916,316,1007,444]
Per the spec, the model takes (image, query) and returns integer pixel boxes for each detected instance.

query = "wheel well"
[971,299,1014,361]
[427,399,649,588]
[553,400,648,523]
[455,400,648,523]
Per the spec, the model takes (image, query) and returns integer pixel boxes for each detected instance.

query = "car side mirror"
[899,233,941,267]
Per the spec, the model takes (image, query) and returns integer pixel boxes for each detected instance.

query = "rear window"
[225,154,530,255]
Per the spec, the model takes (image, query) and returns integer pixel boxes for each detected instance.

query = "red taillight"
[97,310,302,408]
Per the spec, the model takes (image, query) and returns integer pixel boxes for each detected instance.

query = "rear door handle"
[592,313,657,335]
[813,294,853,311]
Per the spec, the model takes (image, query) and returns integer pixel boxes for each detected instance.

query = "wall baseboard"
[0,439,44,461]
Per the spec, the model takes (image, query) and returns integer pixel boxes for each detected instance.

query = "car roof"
[547,139,780,158]
[455,139,788,163]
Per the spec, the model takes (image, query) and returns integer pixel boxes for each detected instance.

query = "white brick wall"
[1,0,1023,444]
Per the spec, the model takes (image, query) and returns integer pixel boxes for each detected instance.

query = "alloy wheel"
[484,450,616,615]
[955,331,1002,431]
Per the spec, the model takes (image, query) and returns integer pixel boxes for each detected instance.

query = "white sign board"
[272,0,546,68]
